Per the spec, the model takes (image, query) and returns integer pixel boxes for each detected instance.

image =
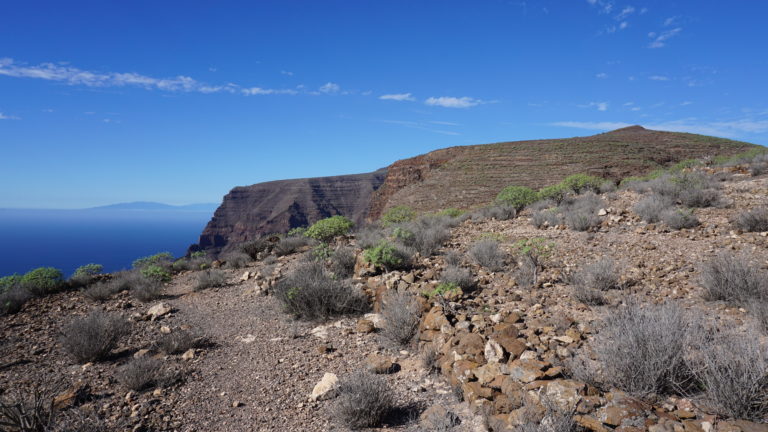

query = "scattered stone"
[365,353,398,374]
[146,303,172,320]
[310,373,338,401]
[355,319,376,334]
[420,405,460,430]
[181,349,195,360]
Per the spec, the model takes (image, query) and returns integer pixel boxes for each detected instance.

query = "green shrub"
[140,265,171,282]
[21,267,64,296]
[381,205,416,225]
[305,216,354,242]
[0,274,21,293]
[363,241,411,271]
[561,173,604,194]
[426,282,461,298]
[495,186,538,211]
[287,226,307,237]
[537,184,569,203]
[438,208,465,218]
[312,243,333,261]
[190,251,206,259]
[132,252,173,269]
[73,263,103,279]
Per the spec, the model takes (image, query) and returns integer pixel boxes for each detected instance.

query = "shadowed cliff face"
[194,169,387,255]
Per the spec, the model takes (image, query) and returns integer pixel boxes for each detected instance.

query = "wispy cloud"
[318,82,340,94]
[614,6,635,21]
[379,93,415,102]
[648,27,682,48]
[578,101,609,111]
[425,96,486,108]
[649,75,670,81]
[429,120,460,126]
[0,57,322,97]
[0,112,20,120]
[596,72,608,79]
[280,70,294,76]
[586,0,614,14]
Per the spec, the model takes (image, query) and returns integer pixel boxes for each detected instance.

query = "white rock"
[310,373,338,401]
[519,350,538,360]
[240,271,251,282]
[598,208,608,216]
[147,303,171,321]
[364,313,384,328]
[484,339,504,364]
[182,349,195,360]
[240,334,256,343]
[311,325,329,339]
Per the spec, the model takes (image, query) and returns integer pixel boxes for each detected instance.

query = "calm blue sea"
[0,209,212,277]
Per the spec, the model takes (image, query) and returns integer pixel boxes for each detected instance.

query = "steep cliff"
[193,169,386,254]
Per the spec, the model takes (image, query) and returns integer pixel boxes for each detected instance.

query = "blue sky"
[1,0,766,208]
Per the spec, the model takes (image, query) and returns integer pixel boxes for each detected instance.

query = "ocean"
[0,209,212,277]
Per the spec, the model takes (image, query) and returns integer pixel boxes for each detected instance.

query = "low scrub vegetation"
[441,265,474,290]
[329,246,356,279]
[70,263,103,287]
[274,261,368,320]
[332,370,395,429]
[0,285,32,315]
[495,185,538,211]
[274,235,314,256]
[363,240,413,271]
[157,329,202,355]
[116,357,165,391]
[222,251,252,269]
[472,204,516,221]
[20,267,64,296]
[380,205,416,225]
[305,215,354,242]
[634,194,673,223]
[239,237,271,259]
[732,207,768,232]
[83,281,123,302]
[571,258,620,306]
[468,239,505,271]
[699,253,767,303]
[380,291,420,346]
[397,215,453,256]
[131,275,164,302]
[139,264,172,283]
[661,208,700,230]
[0,388,56,432]
[132,252,173,269]
[194,270,226,291]
[60,310,129,363]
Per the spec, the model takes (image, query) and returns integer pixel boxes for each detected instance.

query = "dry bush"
[573,258,621,292]
[222,252,252,269]
[732,207,768,232]
[564,208,599,231]
[355,225,387,249]
[469,239,506,271]
[239,237,271,259]
[513,396,579,432]
[0,285,32,315]
[661,208,700,230]
[274,261,368,321]
[699,253,768,302]
[473,204,517,221]
[0,388,55,432]
[380,291,420,347]
[83,281,122,302]
[194,269,226,291]
[514,256,537,289]
[116,357,165,391]
[441,265,474,290]
[274,235,314,256]
[531,209,561,229]
[60,311,129,363]
[443,250,463,267]
[156,329,201,355]
[634,194,674,223]
[691,327,768,421]
[421,344,440,375]
[130,276,163,302]
[679,188,722,208]
[750,162,768,176]
[329,246,356,279]
[400,216,453,256]
[332,370,395,429]
[591,300,695,396]
[572,285,607,306]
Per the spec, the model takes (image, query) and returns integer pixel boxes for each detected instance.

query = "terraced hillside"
[368,126,757,219]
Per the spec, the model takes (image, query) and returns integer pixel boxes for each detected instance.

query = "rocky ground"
[2,164,768,432]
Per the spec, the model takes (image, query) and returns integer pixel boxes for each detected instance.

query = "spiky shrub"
[691,328,768,421]
[699,253,768,302]
[661,208,700,230]
[239,237,271,259]
[441,265,474,290]
[732,207,768,232]
[20,267,64,296]
[274,261,368,321]
[305,216,354,242]
[380,291,421,347]
[634,194,673,223]
[332,371,395,429]
[380,205,416,226]
[132,252,173,269]
[0,388,55,432]
[495,185,538,211]
[194,269,226,291]
[363,240,413,272]
[60,310,129,363]
[222,252,252,269]
[329,246,356,279]
[591,300,694,396]
[468,239,505,271]
[116,357,165,391]
[0,286,32,315]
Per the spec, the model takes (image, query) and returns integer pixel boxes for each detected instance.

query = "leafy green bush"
[381,205,416,225]
[190,251,206,259]
[305,216,354,242]
[537,184,569,203]
[140,265,171,282]
[426,282,461,298]
[132,252,173,269]
[495,186,538,211]
[0,274,21,293]
[561,173,604,194]
[73,263,103,278]
[287,226,307,237]
[363,240,412,271]
[438,208,465,218]
[21,267,64,296]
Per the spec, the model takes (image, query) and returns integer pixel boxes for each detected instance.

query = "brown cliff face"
[367,126,758,219]
[194,170,386,255]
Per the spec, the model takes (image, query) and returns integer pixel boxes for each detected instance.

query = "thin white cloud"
[663,17,677,26]
[425,96,485,108]
[0,57,324,97]
[578,101,609,111]
[586,0,614,14]
[429,120,460,126]
[649,75,670,81]
[596,72,608,79]
[615,6,635,21]
[379,93,415,102]
[318,82,340,94]
[280,70,294,76]
[680,101,693,106]
[0,112,20,120]
[648,27,682,48]
[619,21,628,29]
